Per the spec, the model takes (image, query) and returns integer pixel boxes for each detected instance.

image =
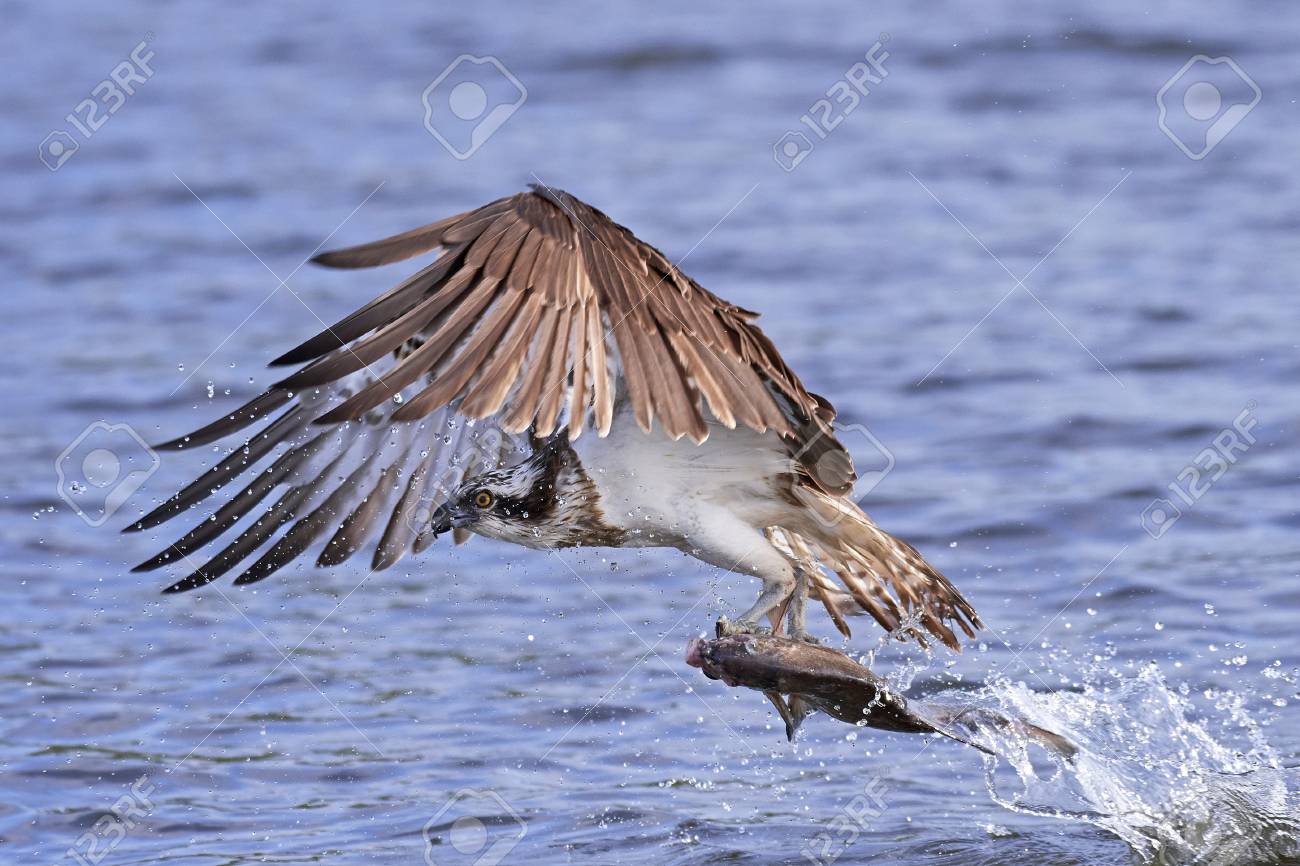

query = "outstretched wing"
[129,381,527,591]
[290,184,831,445]
[129,185,846,591]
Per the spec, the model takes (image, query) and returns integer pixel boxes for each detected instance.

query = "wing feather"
[280,187,827,443]
[502,304,561,433]
[394,282,523,420]
[566,301,589,440]
[155,389,292,451]
[317,273,495,423]
[317,464,400,567]
[233,451,382,585]
[128,406,305,530]
[310,204,489,269]
[587,304,614,435]
[533,302,573,437]
[457,291,543,418]
[372,449,436,570]
[131,428,333,571]
[609,313,653,432]
[271,251,465,366]
[666,329,735,430]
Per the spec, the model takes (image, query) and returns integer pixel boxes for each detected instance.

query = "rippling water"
[4,2,1299,863]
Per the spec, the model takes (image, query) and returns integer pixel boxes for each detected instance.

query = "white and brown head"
[424,437,625,549]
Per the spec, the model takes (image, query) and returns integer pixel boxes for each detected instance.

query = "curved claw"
[715,616,772,639]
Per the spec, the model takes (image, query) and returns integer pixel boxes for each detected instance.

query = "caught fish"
[686,630,1075,759]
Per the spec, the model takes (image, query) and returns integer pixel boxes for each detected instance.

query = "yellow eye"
[474,490,493,509]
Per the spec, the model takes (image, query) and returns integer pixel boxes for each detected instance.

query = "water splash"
[929,662,1300,865]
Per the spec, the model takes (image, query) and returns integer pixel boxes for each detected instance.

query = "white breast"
[572,403,794,551]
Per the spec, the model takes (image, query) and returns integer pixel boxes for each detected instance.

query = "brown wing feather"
[502,304,562,433]
[534,302,574,437]
[282,185,832,445]
[310,212,465,269]
[586,303,614,435]
[566,301,590,440]
[395,285,527,420]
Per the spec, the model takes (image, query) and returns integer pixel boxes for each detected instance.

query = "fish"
[686,630,1076,759]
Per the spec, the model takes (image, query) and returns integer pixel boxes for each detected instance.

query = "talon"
[789,630,822,646]
[715,616,770,638]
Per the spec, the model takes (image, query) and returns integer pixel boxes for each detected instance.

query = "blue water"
[3,2,1299,863]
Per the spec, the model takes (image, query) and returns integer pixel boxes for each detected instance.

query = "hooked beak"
[427,503,472,539]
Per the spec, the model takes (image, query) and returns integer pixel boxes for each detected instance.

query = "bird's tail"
[772,487,982,651]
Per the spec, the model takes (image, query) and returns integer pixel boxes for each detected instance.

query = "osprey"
[129,185,980,648]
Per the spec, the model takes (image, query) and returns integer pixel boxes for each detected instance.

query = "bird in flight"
[129,185,981,648]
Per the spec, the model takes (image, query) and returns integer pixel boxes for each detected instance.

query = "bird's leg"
[784,568,819,644]
[767,588,793,636]
[718,571,796,637]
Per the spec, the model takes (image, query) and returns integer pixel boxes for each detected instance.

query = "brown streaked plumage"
[289,185,827,451]
[127,185,981,650]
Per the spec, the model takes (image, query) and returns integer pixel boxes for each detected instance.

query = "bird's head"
[424,438,597,549]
